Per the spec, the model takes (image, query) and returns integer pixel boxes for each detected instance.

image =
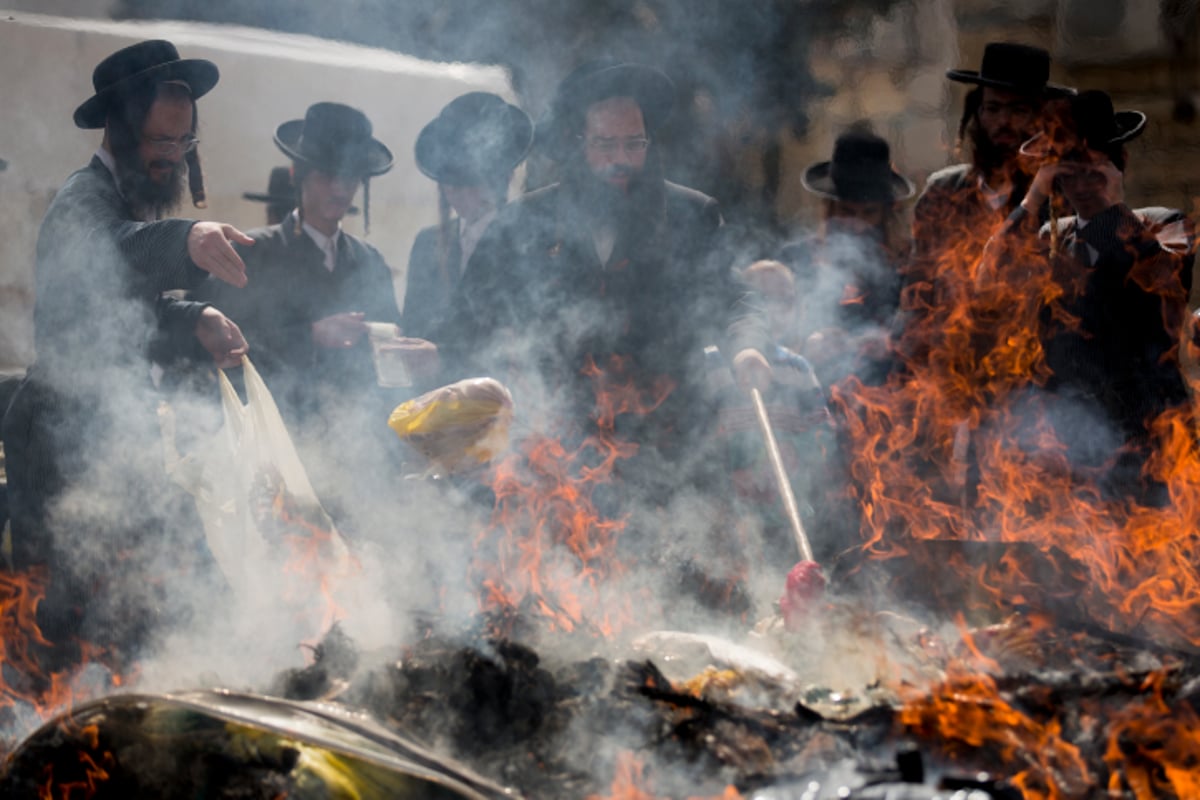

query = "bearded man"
[2,40,250,659]
[434,60,737,483]
[897,42,1074,363]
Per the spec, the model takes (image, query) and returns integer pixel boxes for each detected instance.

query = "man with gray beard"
[3,40,250,665]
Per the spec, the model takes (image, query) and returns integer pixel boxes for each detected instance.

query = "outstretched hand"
[188,221,252,288]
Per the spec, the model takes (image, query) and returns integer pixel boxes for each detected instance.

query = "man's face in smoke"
[582,96,648,194]
[113,91,192,216]
[977,87,1038,153]
[300,169,360,232]
[442,182,500,224]
[826,199,889,237]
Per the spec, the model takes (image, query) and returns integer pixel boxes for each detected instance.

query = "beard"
[968,119,1025,176]
[113,150,187,221]
[565,156,664,230]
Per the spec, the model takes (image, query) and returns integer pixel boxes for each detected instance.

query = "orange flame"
[587,751,742,800]
[474,355,673,638]
[899,666,1092,799]
[832,173,1200,645]
[1103,671,1200,799]
[0,567,125,769]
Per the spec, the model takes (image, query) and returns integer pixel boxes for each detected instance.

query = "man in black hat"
[433,61,736,476]
[196,102,434,528]
[779,125,916,393]
[198,102,421,420]
[978,90,1193,503]
[2,39,251,661]
[403,92,533,341]
[898,42,1074,365]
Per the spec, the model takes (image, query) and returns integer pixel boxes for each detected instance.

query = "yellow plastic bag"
[387,377,513,475]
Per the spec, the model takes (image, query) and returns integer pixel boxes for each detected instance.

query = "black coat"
[31,156,210,387]
[437,181,724,372]
[897,163,1029,361]
[982,201,1194,496]
[401,220,462,341]
[195,214,402,420]
[1038,205,1193,441]
[433,177,731,462]
[2,155,216,652]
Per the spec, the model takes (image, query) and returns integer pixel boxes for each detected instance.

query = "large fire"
[474,356,675,638]
[0,568,121,796]
[831,169,1200,797]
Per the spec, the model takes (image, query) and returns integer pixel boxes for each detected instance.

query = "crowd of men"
[1,38,1195,658]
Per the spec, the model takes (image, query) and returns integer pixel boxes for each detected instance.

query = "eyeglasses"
[581,136,650,156]
[144,135,200,156]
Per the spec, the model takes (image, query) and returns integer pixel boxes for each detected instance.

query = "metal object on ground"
[0,689,520,799]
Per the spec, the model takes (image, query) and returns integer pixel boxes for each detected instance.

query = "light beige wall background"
[0,11,515,368]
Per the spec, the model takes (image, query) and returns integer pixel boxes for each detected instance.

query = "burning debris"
[2,12,1200,800]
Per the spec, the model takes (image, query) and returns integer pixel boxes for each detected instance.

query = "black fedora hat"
[1019,89,1146,160]
[415,92,533,185]
[536,58,676,160]
[946,42,1073,97]
[245,165,359,216]
[74,39,219,129]
[274,102,393,178]
[802,129,915,203]
[242,166,295,206]
[1070,89,1146,147]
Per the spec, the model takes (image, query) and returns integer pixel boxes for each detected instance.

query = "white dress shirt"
[300,214,342,272]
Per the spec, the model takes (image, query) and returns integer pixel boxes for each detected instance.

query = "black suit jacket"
[402,220,462,341]
[195,214,402,419]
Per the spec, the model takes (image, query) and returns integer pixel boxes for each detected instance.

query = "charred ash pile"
[3,561,1200,799]
[3,346,1200,797]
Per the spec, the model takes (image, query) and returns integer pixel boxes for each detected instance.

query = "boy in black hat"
[780,125,916,393]
[404,92,533,341]
[979,90,1193,503]
[197,102,434,418]
[2,39,251,662]
[196,102,436,529]
[898,42,1074,365]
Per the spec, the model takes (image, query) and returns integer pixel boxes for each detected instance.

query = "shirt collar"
[976,174,1011,211]
[95,146,119,180]
[300,214,342,252]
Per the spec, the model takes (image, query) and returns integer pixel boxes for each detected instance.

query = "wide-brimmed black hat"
[242,166,294,206]
[801,129,915,203]
[946,42,1073,97]
[1019,89,1146,159]
[536,58,676,160]
[244,165,359,215]
[74,39,219,129]
[1069,89,1146,147]
[415,92,533,186]
[274,102,393,178]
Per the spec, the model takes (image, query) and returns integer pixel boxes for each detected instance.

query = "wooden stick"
[749,387,815,564]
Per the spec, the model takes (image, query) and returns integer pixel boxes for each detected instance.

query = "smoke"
[3,7,1196,799]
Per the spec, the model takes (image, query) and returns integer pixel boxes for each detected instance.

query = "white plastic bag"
[168,358,357,620]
